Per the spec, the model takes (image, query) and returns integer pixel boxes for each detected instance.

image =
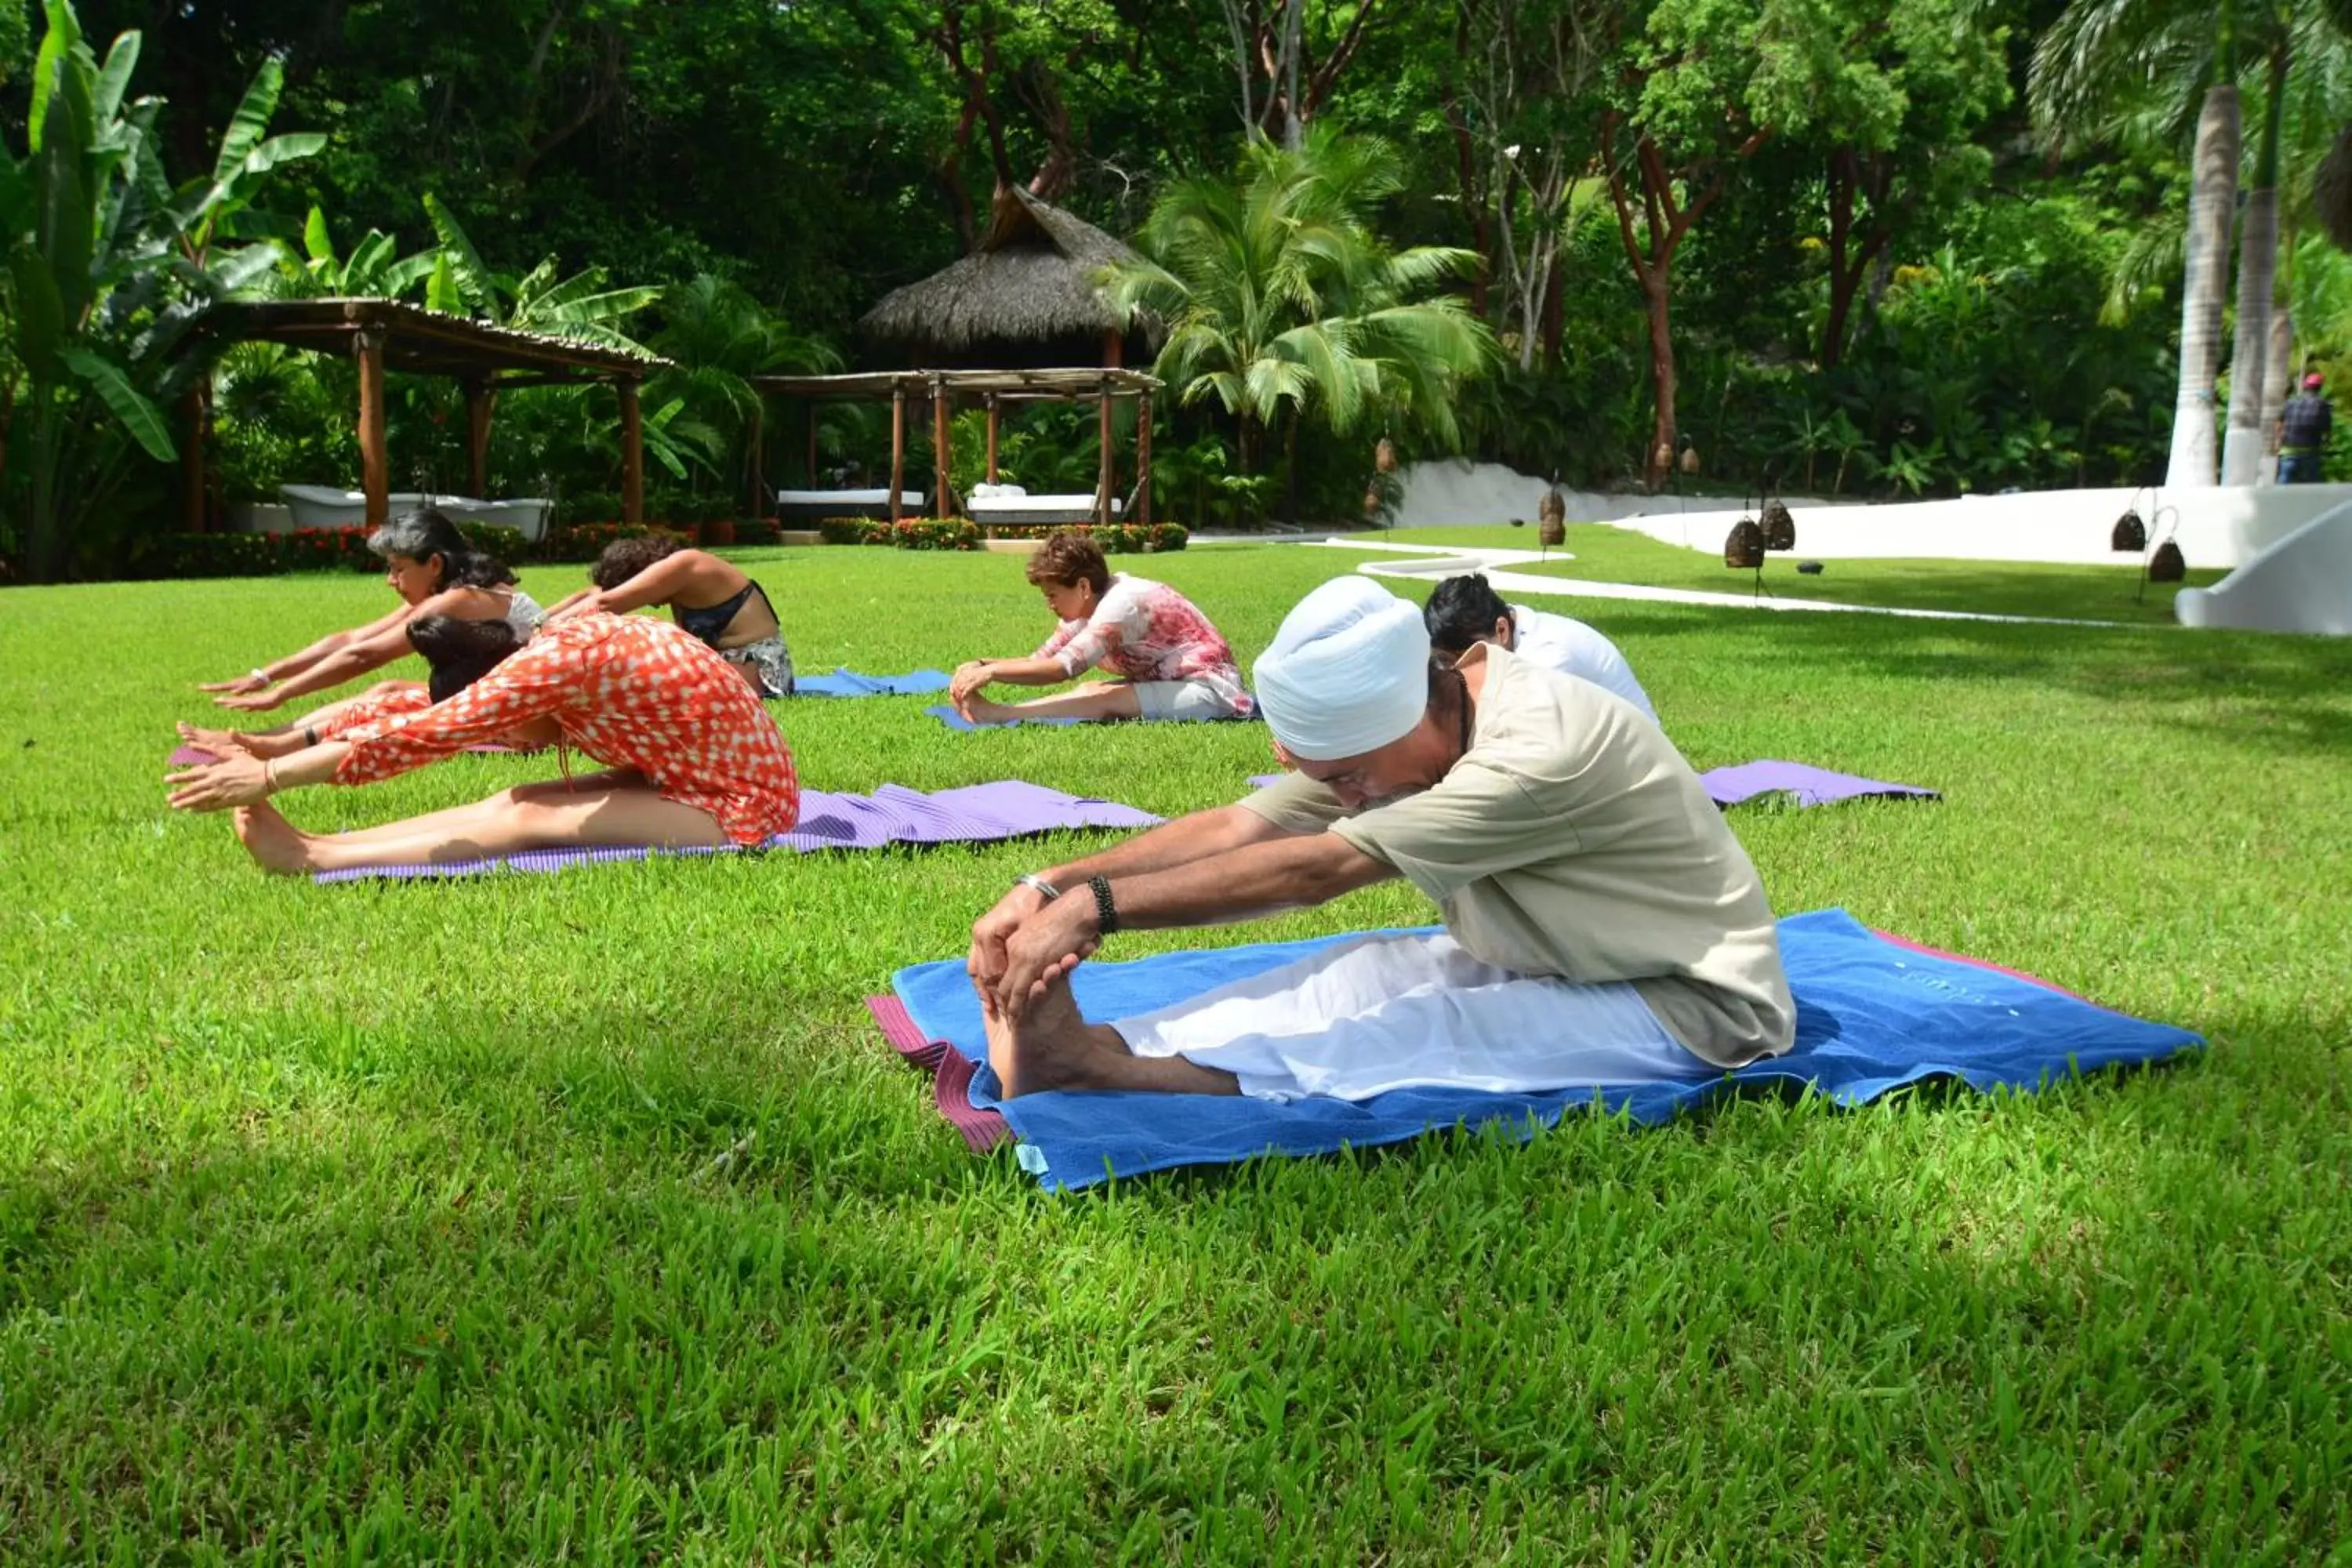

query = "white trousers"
[1111,932,1716,1102]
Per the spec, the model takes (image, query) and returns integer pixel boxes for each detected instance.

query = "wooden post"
[888,382,906,524]
[464,379,492,498]
[747,397,766,519]
[182,382,208,533]
[931,376,952,520]
[618,379,644,528]
[355,328,390,528]
[804,399,818,484]
[1135,390,1153,526]
[1095,377,1113,525]
[1102,328,1123,369]
[985,394,1000,483]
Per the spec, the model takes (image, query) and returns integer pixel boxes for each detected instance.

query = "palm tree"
[648,275,838,512]
[1104,127,1497,517]
[2034,0,2352,488]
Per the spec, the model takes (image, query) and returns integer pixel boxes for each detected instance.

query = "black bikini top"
[672,579,774,647]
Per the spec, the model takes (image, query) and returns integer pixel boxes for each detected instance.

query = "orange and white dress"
[332,612,801,844]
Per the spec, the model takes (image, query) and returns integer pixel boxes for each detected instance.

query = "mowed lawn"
[1378,523,2229,625]
[2,541,2349,1562]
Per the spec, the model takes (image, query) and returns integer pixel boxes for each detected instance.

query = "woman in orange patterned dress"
[165,611,800,874]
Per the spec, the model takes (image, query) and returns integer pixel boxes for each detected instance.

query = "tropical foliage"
[8,0,2352,575]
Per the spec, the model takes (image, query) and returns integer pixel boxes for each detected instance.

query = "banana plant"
[294,205,441,299]
[421,192,660,350]
[2,1,321,581]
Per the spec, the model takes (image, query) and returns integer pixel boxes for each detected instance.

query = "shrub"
[135,534,286,580]
[535,522,691,563]
[733,517,784,546]
[887,517,981,551]
[978,521,1189,553]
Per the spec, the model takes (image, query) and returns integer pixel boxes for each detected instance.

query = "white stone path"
[1289,539,2137,630]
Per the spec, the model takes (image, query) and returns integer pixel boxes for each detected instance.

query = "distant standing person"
[1422,574,1657,724]
[2278,372,2333,484]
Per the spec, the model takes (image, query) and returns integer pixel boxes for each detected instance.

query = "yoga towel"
[870,909,2201,1191]
[789,668,953,699]
[310,781,1161,884]
[927,703,1262,732]
[1700,760,1937,808]
[1243,761,1936,810]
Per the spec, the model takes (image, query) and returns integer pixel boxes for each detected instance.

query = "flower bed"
[134,522,531,580]
[812,517,1187,553]
[813,517,982,550]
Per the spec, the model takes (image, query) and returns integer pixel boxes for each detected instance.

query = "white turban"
[1253,576,1432,760]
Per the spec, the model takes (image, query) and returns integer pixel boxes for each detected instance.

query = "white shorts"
[1133,679,1244,721]
[1110,931,1715,1102]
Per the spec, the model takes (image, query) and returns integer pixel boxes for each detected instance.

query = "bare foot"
[987,966,1134,1097]
[176,721,250,757]
[961,698,1013,726]
[231,802,320,876]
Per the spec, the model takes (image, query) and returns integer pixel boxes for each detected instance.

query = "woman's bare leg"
[230,779,728,874]
[293,770,640,848]
[965,683,1145,724]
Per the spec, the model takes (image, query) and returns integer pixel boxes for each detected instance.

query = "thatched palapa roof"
[860,185,1144,357]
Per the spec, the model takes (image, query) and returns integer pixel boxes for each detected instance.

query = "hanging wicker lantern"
[1374,437,1399,474]
[1725,518,1765,569]
[1759,498,1796,551]
[2111,510,2146,552]
[1537,488,1566,549]
[1679,443,1700,475]
[2148,540,2187,583]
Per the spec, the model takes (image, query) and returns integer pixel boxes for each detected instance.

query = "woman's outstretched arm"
[203,603,414,695]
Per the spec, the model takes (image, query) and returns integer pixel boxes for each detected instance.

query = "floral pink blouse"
[1033,575,1252,715]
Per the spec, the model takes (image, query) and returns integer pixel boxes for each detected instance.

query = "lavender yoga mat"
[310,782,1162,884]
[927,703,1261,732]
[1244,760,1936,809]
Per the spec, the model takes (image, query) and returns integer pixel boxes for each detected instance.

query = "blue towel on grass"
[792,668,953,698]
[891,909,2203,1192]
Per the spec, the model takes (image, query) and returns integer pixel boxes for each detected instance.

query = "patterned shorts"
[722,637,795,699]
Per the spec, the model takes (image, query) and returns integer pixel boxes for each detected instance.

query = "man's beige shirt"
[1240,643,1794,1068]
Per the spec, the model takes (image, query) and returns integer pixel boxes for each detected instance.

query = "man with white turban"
[967,575,1793,1100]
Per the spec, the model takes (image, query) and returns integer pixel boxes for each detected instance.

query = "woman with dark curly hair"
[947,532,1249,724]
[544,533,793,697]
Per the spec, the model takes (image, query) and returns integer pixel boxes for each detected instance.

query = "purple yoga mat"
[1246,763,1935,809]
[1697,760,1938,809]
[310,781,1162,884]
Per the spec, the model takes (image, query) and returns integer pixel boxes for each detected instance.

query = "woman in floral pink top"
[949,533,1252,724]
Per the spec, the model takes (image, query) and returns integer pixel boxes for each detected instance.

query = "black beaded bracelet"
[1087,874,1120,935]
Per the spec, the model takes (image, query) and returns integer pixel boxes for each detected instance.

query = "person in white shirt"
[1423,573,1655,723]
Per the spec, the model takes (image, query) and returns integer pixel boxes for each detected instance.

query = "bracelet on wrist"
[261,758,278,796]
[1015,873,1063,902]
[1087,874,1120,936]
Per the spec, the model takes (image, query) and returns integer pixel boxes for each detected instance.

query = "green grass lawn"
[3,543,2349,1561]
[1375,523,2229,625]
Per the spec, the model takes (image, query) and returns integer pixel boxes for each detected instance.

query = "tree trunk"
[2222,60,2287,488]
[1641,276,1676,493]
[2260,305,2296,474]
[2168,85,2241,489]
[2221,183,2278,485]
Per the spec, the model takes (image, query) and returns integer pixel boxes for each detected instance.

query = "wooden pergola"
[753,367,1162,526]
[209,298,671,528]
